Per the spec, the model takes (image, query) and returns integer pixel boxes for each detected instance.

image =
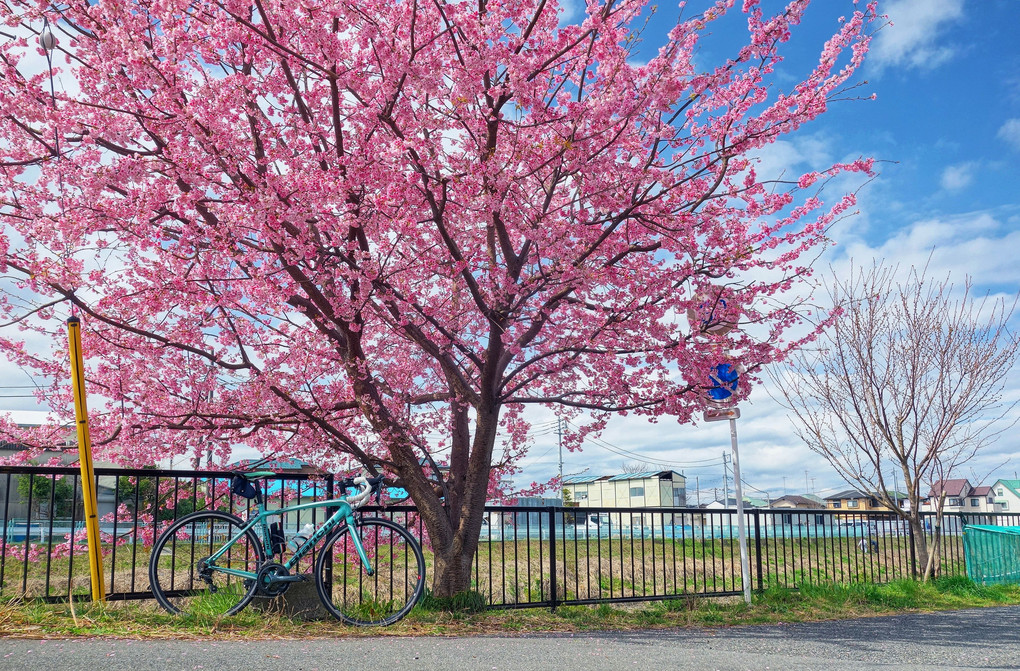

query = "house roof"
[563,474,603,485]
[971,486,993,496]
[927,479,971,498]
[565,471,684,484]
[708,497,766,508]
[825,489,907,501]
[607,470,683,482]
[231,457,325,475]
[994,480,1020,499]
[825,489,866,500]
[773,495,818,507]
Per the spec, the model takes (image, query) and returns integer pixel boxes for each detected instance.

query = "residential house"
[922,479,1001,515]
[771,494,828,528]
[563,470,686,530]
[991,480,1020,517]
[0,428,120,524]
[824,489,908,518]
[703,497,768,510]
[772,494,822,510]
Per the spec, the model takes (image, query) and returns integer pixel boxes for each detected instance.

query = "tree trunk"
[430,544,478,597]
[392,406,499,599]
[908,516,931,580]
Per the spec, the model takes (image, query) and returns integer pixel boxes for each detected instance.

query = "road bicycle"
[148,460,426,626]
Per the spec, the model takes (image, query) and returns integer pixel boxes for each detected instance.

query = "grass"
[1,577,1018,640]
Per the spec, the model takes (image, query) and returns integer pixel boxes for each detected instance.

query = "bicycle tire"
[149,510,266,616]
[314,517,426,626]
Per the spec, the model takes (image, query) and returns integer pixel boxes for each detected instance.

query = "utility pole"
[695,476,700,507]
[783,476,788,496]
[805,470,809,495]
[722,451,730,506]
[557,418,563,494]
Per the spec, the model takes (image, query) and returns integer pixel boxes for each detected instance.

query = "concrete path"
[2,606,1017,670]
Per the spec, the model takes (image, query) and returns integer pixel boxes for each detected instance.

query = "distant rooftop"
[564,470,685,484]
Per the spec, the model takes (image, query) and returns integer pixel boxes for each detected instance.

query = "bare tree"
[773,261,1020,579]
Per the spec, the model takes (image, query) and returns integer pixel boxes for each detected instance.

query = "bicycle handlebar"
[340,475,384,508]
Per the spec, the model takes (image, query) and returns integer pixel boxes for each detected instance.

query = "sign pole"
[728,416,752,605]
[67,316,106,602]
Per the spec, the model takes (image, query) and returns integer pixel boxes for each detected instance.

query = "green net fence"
[963,525,1020,586]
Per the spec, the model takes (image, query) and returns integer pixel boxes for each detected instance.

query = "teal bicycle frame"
[209,483,376,584]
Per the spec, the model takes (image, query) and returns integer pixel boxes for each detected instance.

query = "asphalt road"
[3,606,1018,671]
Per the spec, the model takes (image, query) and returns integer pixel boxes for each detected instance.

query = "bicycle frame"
[207,495,374,581]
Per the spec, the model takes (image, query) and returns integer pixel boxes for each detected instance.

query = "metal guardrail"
[3,465,1018,609]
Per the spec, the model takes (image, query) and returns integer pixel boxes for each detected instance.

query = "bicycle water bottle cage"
[230,475,258,499]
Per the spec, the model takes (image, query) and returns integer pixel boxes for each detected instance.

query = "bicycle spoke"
[149,511,264,616]
[315,518,425,626]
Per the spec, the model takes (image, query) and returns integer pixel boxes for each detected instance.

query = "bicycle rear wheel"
[314,517,426,626]
[149,510,265,616]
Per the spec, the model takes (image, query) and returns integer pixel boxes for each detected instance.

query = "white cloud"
[832,208,1020,287]
[998,119,1020,151]
[939,162,975,191]
[870,0,964,73]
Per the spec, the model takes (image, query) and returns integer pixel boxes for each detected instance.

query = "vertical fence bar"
[548,507,557,611]
[0,471,11,597]
[753,510,763,591]
[109,475,120,593]
[21,473,33,595]
[66,475,80,597]
[44,473,57,597]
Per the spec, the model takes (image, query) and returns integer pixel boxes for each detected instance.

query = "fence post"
[753,509,763,591]
[324,474,334,594]
[548,507,557,612]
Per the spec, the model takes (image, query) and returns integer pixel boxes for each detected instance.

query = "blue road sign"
[707,363,739,401]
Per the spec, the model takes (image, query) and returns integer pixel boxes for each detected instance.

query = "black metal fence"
[3,465,1018,610]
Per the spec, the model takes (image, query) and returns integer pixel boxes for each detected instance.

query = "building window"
[999,488,1005,496]
[576,492,588,501]
[970,498,980,507]
[948,497,961,506]
[832,501,841,509]
[629,486,644,498]
[1003,501,1009,510]
[847,500,859,508]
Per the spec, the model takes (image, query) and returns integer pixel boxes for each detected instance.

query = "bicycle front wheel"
[149,510,265,616]
[314,517,426,626]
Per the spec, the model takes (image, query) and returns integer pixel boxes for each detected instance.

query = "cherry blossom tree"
[0,0,875,595]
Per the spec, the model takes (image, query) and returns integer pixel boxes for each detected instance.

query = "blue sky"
[515,0,1020,502]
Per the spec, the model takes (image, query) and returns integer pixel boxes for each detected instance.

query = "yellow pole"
[67,316,105,602]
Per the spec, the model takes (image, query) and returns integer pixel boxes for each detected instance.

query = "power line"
[562,419,724,469]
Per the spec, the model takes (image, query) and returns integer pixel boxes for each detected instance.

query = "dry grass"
[1,576,1018,640]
